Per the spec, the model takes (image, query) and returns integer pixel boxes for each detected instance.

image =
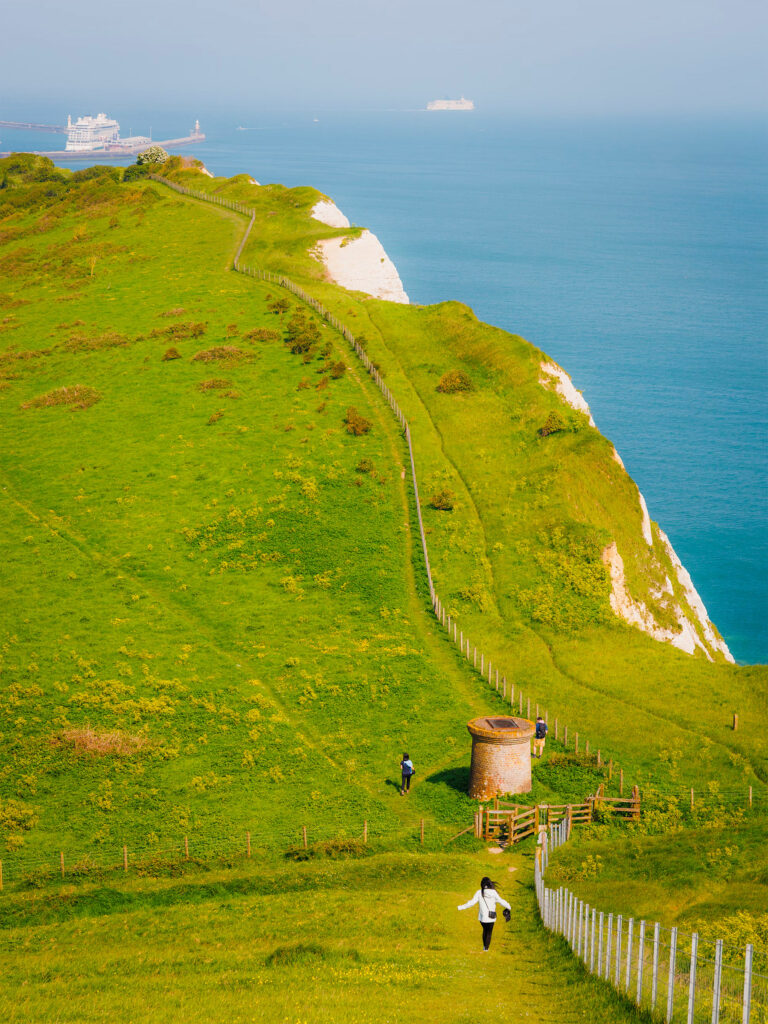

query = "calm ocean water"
[6,113,767,663]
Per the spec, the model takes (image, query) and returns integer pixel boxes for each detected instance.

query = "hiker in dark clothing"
[400,753,415,795]
[534,715,548,758]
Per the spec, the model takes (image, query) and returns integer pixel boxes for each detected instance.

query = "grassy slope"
[0,849,647,1024]
[191,166,768,798]
[0,157,764,1018]
[545,821,768,932]
[0,164,498,870]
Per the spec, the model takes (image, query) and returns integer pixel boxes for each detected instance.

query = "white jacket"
[458,888,511,923]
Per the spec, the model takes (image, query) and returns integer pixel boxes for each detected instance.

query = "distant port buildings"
[0,114,205,159]
[426,97,475,111]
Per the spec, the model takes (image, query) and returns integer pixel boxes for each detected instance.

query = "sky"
[3,0,767,117]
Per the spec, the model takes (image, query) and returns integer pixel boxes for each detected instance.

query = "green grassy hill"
[0,153,765,1021]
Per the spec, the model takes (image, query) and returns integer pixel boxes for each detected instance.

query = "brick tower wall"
[469,734,532,800]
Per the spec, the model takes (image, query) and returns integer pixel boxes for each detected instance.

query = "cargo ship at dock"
[0,114,205,159]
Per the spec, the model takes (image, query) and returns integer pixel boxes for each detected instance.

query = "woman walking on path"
[458,876,511,951]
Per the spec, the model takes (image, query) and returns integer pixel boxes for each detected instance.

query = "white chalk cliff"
[311,200,409,304]
[539,359,733,662]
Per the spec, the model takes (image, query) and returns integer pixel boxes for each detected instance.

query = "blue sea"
[5,112,767,663]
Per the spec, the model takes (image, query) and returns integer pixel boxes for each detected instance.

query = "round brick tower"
[467,715,535,800]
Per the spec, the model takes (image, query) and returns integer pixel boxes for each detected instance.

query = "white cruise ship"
[426,97,475,111]
[65,113,121,152]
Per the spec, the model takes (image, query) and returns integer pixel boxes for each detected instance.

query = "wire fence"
[536,818,766,1022]
[0,816,470,891]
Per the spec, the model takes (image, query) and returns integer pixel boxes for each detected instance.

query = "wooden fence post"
[749,785,753,808]
[246,832,251,858]
[503,677,507,698]
[690,787,694,811]
[60,852,65,878]
[302,825,308,849]
[608,759,613,780]
[184,836,189,860]
[555,718,559,741]
[597,749,602,766]
[363,820,368,845]
[123,845,128,872]
[733,712,738,731]
[575,733,579,754]
[564,725,568,749]
[585,739,589,756]
[420,819,425,844]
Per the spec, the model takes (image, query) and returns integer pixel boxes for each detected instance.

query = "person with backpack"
[400,753,415,795]
[534,715,548,758]
[457,876,511,951]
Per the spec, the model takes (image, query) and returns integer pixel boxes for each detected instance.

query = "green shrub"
[539,411,567,436]
[330,361,346,379]
[430,488,455,511]
[437,369,473,393]
[122,164,150,183]
[244,327,279,342]
[285,312,321,355]
[356,458,375,474]
[344,406,371,435]
[284,838,368,862]
[71,165,122,184]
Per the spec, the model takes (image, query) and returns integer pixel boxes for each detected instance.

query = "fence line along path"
[535,819,765,1023]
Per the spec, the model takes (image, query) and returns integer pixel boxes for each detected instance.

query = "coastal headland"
[0,151,765,1023]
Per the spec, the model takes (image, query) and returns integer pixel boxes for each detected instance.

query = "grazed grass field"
[0,154,765,1020]
[0,849,649,1024]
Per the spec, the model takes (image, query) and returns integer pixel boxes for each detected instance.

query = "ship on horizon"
[0,114,206,160]
[64,113,204,153]
[426,97,475,111]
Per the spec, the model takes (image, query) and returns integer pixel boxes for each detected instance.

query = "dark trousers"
[481,921,495,950]
[401,773,411,792]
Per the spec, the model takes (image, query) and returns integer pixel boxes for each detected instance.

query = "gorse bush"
[244,327,280,342]
[430,488,455,511]
[344,406,372,435]
[539,411,567,437]
[192,347,248,362]
[437,369,473,393]
[150,321,206,340]
[285,311,321,355]
[21,385,101,410]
